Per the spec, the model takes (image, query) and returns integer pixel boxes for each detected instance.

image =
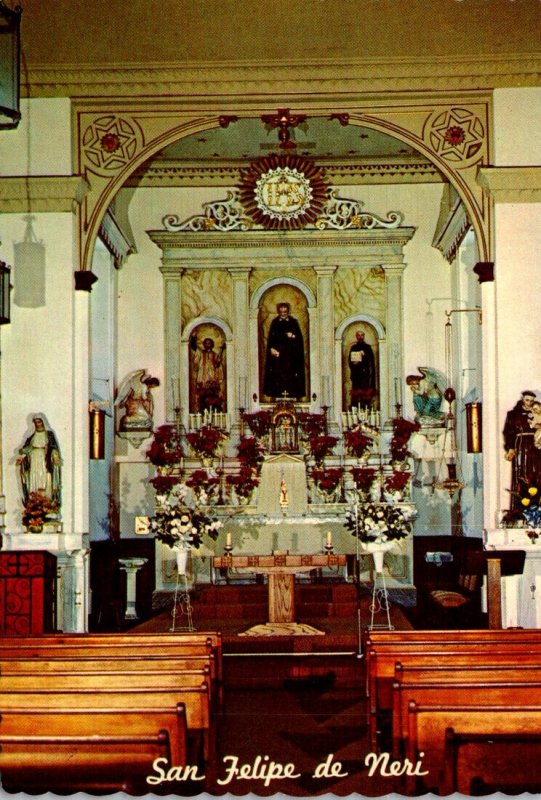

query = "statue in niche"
[263,302,306,400]
[503,390,541,519]
[17,415,62,506]
[406,367,445,425]
[348,330,376,409]
[117,369,160,432]
[190,330,226,412]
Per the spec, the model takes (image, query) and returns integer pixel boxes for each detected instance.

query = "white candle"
[326,531,332,546]
[342,412,348,428]
[226,532,232,547]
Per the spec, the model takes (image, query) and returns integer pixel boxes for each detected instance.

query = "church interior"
[0,0,541,794]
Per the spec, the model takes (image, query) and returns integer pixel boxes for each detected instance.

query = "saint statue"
[117,370,160,432]
[348,330,376,408]
[190,335,226,411]
[17,416,62,505]
[406,367,445,425]
[503,390,541,518]
[263,302,305,399]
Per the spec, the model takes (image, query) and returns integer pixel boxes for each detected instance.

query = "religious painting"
[258,285,309,402]
[342,321,379,411]
[188,323,226,413]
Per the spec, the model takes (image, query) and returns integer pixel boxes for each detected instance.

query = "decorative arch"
[75,96,492,276]
[336,313,386,342]
[250,276,316,311]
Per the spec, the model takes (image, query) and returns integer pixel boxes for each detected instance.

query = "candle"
[226,532,232,547]
[326,531,332,546]
[171,379,176,408]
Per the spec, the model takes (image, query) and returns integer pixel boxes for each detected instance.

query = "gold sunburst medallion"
[238,154,328,230]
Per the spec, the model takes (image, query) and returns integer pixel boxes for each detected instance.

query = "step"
[223,652,364,689]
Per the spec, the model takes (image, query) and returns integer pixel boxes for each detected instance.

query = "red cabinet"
[0,551,57,634]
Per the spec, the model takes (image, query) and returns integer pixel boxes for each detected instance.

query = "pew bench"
[406,703,541,795]
[0,705,188,793]
[392,677,541,758]
[0,684,212,764]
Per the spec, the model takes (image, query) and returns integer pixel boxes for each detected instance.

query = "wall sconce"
[465,401,482,453]
[0,1,22,129]
[0,260,12,324]
[89,402,106,460]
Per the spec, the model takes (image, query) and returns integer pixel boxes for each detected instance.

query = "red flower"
[444,126,465,146]
[298,412,326,437]
[344,427,372,458]
[186,425,228,457]
[185,469,220,489]
[100,132,121,153]
[243,411,272,439]
[146,424,183,466]
[226,466,259,498]
[350,467,377,492]
[389,418,420,462]
[310,467,343,493]
[307,434,338,465]
[384,470,411,493]
[236,437,265,469]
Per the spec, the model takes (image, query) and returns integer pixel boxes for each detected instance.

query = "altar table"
[212,553,346,623]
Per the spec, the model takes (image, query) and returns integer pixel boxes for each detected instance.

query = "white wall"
[0,98,72,176]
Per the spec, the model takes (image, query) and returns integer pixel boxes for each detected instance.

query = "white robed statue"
[17,415,62,505]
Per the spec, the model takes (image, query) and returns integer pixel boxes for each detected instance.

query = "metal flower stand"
[368,545,394,631]
[171,548,195,632]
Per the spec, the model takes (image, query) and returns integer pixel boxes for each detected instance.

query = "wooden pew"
[365,631,541,747]
[392,673,541,757]
[0,632,223,704]
[0,705,188,793]
[406,703,541,795]
[0,684,212,763]
[442,727,541,795]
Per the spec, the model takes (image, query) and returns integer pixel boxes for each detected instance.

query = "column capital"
[74,271,98,292]
[312,265,338,277]
[477,166,541,203]
[227,266,252,279]
[473,261,494,283]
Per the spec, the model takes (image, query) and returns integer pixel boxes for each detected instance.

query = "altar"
[212,552,346,624]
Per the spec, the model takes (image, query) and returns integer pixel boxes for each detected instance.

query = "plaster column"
[229,268,251,413]
[382,264,406,421]
[119,556,148,620]
[160,266,183,423]
[73,274,95,537]
[314,266,337,417]
[473,262,499,531]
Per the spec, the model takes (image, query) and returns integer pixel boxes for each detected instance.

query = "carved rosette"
[423,107,485,167]
[81,115,144,176]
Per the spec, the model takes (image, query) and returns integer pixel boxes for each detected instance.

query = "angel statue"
[116,370,160,433]
[406,367,446,425]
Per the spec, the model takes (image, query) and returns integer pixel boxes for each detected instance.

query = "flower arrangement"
[298,412,327,438]
[310,466,343,495]
[518,481,541,528]
[149,483,222,549]
[344,427,373,459]
[389,417,420,463]
[22,491,60,530]
[185,468,221,503]
[350,467,378,493]
[226,466,260,499]
[345,502,413,543]
[305,433,338,466]
[236,436,265,470]
[186,425,228,458]
[243,410,272,439]
[146,424,183,467]
[384,469,411,495]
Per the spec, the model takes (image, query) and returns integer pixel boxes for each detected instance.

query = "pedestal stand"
[368,548,394,631]
[171,549,194,632]
[118,557,147,621]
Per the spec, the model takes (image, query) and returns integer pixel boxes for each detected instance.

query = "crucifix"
[261,108,307,150]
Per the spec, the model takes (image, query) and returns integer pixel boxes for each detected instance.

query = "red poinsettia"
[344,427,373,458]
[384,469,411,494]
[306,434,338,465]
[186,425,228,458]
[298,412,327,438]
[310,467,343,493]
[226,466,259,498]
[242,410,272,439]
[350,467,378,492]
[146,424,184,467]
[236,436,265,470]
[389,418,420,462]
